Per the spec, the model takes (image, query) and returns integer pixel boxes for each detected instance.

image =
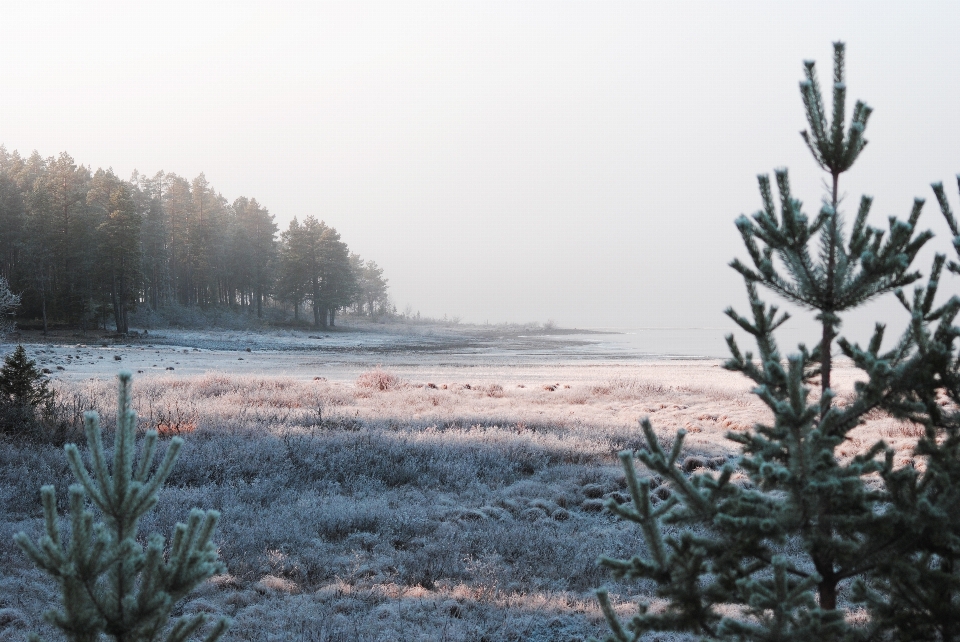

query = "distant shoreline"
[516,327,622,336]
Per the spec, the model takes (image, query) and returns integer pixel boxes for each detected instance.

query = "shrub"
[14,371,230,642]
[355,366,401,391]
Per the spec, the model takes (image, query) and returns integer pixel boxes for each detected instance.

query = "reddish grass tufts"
[155,422,197,438]
[356,367,401,391]
[485,383,504,398]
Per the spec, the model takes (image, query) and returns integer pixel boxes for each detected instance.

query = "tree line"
[0,148,390,334]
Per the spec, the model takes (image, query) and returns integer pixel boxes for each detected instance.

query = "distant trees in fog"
[0,147,390,332]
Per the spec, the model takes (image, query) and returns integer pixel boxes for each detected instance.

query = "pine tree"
[97,184,143,334]
[0,344,51,436]
[316,224,356,327]
[843,178,960,641]
[0,344,51,407]
[15,371,230,642]
[595,42,960,641]
[350,255,390,318]
[233,197,277,318]
[278,217,310,322]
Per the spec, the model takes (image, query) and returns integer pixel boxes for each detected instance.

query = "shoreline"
[1,321,729,385]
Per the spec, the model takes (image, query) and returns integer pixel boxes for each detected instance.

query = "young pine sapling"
[15,371,230,642]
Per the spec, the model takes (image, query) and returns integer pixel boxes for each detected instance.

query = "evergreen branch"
[848,195,873,255]
[617,450,668,568]
[594,589,639,642]
[135,431,159,483]
[200,618,230,642]
[65,414,109,509]
[15,373,229,642]
[830,79,846,158]
[933,181,959,236]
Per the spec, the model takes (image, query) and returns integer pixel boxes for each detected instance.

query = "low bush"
[355,366,402,391]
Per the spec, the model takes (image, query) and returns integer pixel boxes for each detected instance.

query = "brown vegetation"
[0,366,922,640]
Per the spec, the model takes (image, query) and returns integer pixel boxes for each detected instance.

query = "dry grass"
[355,367,403,392]
[0,366,919,641]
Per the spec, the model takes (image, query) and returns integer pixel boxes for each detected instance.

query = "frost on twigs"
[0,275,20,340]
[14,371,230,642]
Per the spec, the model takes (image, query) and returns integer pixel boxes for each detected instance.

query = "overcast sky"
[2,1,959,340]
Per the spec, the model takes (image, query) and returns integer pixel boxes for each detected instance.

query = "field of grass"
[0,363,921,641]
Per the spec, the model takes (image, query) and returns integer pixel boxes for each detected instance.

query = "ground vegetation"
[0,363,927,641]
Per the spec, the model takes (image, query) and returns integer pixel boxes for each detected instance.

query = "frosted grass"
[0,364,922,641]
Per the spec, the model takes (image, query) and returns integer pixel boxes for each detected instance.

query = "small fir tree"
[1,344,52,407]
[0,344,53,435]
[595,42,960,641]
[15,371,230,642]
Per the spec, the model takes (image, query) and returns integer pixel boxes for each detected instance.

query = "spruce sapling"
[0,344,53,437]
[594,42,958,641]
[14,371,230,642]
[0,345,52,407]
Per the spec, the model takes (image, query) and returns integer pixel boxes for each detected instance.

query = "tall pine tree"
[97,183,142,335]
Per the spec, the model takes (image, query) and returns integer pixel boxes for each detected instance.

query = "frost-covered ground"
[2,321,637,383]
[0,324,920,641]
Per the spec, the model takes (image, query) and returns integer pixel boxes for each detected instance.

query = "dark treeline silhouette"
[0,148,390,334]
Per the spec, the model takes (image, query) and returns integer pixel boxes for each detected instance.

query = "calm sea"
[554,326,807,360]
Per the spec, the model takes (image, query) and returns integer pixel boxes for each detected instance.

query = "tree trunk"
[312,277,326,328]
[813,171,842,613]
[41,288,47,336]
[820,171,841,416]
[110,284,122,334]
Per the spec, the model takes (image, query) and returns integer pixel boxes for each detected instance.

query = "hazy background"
[2,1,958,345]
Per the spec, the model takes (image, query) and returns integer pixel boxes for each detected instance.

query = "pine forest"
[0,148,391,334]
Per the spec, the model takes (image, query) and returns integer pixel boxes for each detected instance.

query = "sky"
[2,1,959,342]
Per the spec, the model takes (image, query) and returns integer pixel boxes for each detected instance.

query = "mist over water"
[552,327,801,360]
[571,329,733,359]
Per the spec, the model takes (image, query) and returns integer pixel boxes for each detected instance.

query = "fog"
[2,1,958,342]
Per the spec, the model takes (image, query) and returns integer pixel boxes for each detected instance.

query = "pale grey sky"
[2,1,958,340]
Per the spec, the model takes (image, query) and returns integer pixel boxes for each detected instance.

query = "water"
[549,326,808,360]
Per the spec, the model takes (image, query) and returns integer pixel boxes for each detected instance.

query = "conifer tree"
[15,372,229,642]
[0,344,51,407]
[843,178,960,641]
[595,42,960,641]
[0,344,52,436]
[97,184,142,334]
